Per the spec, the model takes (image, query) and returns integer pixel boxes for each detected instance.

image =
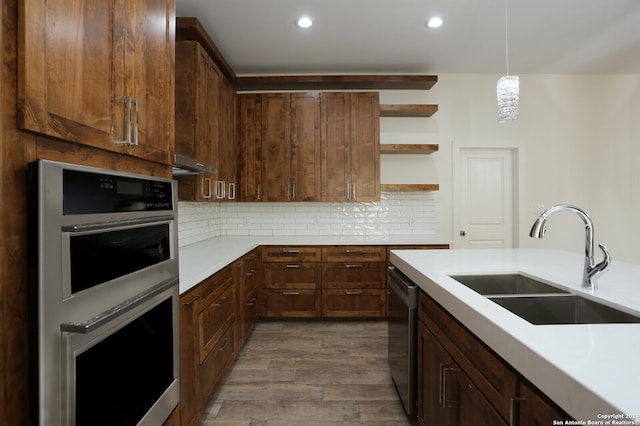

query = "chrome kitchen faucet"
[529,204,610,290]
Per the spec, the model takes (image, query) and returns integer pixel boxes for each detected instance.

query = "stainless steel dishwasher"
[387,266,418,416]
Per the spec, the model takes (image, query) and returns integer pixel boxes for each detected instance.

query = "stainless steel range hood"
[172,153,217,176]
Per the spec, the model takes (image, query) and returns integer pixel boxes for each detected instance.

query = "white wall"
[381,74,640,263]
[179,73,640,264]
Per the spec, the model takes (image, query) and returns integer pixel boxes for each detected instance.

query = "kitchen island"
[390,248,640,424]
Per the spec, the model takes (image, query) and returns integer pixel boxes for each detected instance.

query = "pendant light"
[497,0,519,122]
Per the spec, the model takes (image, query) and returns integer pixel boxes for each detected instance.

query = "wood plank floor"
[200,320,416,426]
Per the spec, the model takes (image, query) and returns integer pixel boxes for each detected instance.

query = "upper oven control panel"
[62,169,174,214]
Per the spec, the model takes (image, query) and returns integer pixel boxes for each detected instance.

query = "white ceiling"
[175,0,640,76]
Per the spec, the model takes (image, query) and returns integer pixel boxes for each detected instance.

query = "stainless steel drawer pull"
[345,249,363,254]
[182,295,200,306]
[216,337,231,352]
[345,291,362,295]
[285,249,300,253]
[282,291,300,295]
[345,263,363,268]
[286,264,301,268]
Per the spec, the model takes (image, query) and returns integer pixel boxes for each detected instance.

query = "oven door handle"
[61,215,175,233]
[60,277,178,334]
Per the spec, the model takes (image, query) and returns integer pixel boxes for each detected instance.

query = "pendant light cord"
[504,0,510,76]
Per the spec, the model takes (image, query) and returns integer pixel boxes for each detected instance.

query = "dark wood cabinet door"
[19,0,119,151]
[238,94,263,201]
[349,92,380,201]
[179,290,200,426]
[218,76,237,200]
[175,42,218,201]
[261,93,291,201]
[291,93,321,201]
[321,92,351,201]
[122,0,175,165]
[418,321,453,426]
[518,381,572,426]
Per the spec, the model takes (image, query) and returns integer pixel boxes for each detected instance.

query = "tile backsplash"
[178,192,436,247]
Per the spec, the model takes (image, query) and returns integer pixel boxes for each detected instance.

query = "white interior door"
[454,148,516,249]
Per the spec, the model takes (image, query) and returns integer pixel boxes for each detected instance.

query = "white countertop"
[390,248,640,424]
[178,235,448,294]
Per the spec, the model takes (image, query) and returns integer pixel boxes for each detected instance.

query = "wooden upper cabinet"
[18,0,175,165]
[321,92,380,201]
[261,94,291,201]
[291,93,321,201]
[217,77,237,201]
[259,93,321,202]
[121,0,175,164]
[237,94,263,201]
[175,41,219,201]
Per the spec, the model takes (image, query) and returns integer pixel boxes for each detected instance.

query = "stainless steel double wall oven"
[28,160,180,425]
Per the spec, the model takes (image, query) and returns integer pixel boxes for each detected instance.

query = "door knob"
[459,230,467,236]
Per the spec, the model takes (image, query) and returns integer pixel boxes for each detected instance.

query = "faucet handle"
[596,243,611,272]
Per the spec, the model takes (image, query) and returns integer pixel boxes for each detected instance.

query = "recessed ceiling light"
[426,16,443,29]
[296,16,313,29]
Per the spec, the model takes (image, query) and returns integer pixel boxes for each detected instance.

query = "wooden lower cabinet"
[417,290,572,426]
[179,264,236,426]
[235,249,260,347]
[260,246,322,318]
[418,321,506,426]
[517,380,572,426]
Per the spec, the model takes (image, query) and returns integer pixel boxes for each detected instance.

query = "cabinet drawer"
[262,246,321,262]
[321,246,386,262]
[322,289,386,318]
[419,291,517,421]
[197,281,235,364]
[260,289,321,318]
[263,263,321,290]
[199,323,235,402]
[321,262,386,289]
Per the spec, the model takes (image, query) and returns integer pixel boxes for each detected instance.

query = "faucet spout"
[529,204,610,290]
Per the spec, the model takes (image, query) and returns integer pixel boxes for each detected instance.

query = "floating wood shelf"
[380,104,438,117]
[381,184,439,192]
[234,75,438,92]
[380,144,439,154]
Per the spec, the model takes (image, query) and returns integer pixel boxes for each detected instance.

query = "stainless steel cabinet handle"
[285,264,301,268]
[116,96,133,145]
[345,249,363,254]
[442,367,456,409]
[131,98,139,146]
[345,264,363,268]
[216,337,231,352]
[352,183,356,199]
[282,291,300,295]
[438,363,447,405]
[202,177,212,199]
[509,397,525,426]
[285,249,300,253]
[257,184,261,201]
[345,291,362,295]
[292,183,296,199]
[228,182,236,200]
[182,294,200,306]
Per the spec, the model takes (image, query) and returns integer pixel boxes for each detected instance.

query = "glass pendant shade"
[497,75,519,122]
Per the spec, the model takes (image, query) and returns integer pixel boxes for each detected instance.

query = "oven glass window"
[75,298,174,426]
[69,224,170,294]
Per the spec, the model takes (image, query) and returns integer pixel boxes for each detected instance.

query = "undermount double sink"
[449,274,640,325]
